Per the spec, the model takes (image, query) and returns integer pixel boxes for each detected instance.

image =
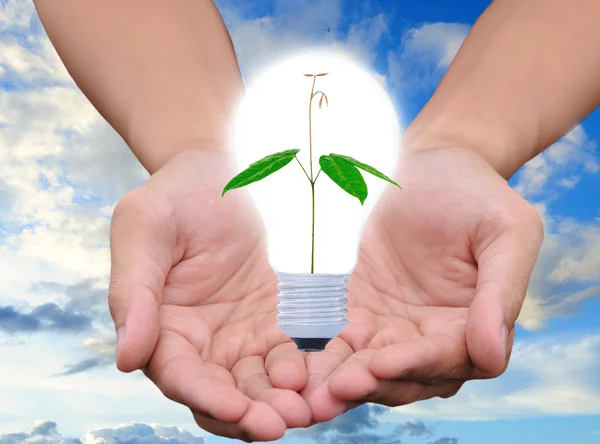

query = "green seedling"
[222,72,401,273]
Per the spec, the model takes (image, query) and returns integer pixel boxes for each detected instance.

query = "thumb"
[466,206,543,377]
[108,193,175,373]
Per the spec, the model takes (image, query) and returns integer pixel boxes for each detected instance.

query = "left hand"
[108,148,312,442]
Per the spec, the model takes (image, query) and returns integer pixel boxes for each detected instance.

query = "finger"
[232,355,312,429]
[366,380,463,406]
[109,192,176,372]
[194,402,288,443]
[369,334,473,383]
[265,341,308,391]
[306,349,377,422]
[237,401,288,442]
[192,413,252,443]
[467,205,544,376]
[146,330,251,424]
[328,352,463,406]
[303,338,353,396]
[302,338,354,422]
[326,349,380,400]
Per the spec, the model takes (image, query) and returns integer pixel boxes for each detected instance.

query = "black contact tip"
[291,337,332,352]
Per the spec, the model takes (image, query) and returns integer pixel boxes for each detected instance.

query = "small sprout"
[318,93,329,109]
[222,71,401,273]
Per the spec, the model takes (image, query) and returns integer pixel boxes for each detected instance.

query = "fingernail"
[116,327,125,353]
[501,324,508,349]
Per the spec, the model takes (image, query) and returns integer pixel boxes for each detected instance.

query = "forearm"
[403,0,600,179]
[34,0,242,174]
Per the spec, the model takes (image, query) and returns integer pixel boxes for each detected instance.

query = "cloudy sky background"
[1,0,600,443]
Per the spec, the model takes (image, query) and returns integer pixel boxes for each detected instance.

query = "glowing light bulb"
[230,50,401,351]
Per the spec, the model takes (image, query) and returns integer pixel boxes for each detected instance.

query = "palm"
[111,149,311,442]
[301,147,542,421]
[343,147,478,360]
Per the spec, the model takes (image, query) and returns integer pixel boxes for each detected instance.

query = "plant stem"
[314,168,322,183]
[295,156,311,183]
[309,76,317,273]
[309,76,316,180]
[311,181,315,273]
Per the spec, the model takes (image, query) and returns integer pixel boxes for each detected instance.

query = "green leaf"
[222,149,300,196]
[330,154,402,189]
[319,155,368,204]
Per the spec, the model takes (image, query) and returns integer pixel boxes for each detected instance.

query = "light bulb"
[231,50,401,351]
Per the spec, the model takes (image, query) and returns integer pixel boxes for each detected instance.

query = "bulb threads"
[276,272,349,352]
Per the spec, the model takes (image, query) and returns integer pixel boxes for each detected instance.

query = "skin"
[33,0,600,440]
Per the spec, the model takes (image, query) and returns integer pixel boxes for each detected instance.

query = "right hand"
[297,147,544,421]
[108,148,312,442]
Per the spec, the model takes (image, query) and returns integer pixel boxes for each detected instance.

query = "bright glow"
[233,50,401,273]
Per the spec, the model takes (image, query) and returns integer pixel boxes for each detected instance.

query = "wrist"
[125,109,234,175]
[402,101,539,180]
[149,144,234,178]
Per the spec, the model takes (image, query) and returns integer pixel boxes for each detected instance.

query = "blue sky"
[1,0,600,443]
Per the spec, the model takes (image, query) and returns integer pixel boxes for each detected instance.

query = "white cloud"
[221,0,340,82]
[64,119,147,200]
[0,0,71,84]
[504,336,600,414]
[0,36,145,281]
[0,86,97,158]
[272,0,341,36]
[53,333,117,377]
[404,22,469,68]
[557,175,581,190]
[0,0,35,32]
[0,420,81,444]
[0,333,197,438]
[85,423,205,444]
[82,334,116,357]
[7,226,110,278]
[0,246,70,306]
[220,0,388,85]
[0,420,205,444]
[547,230,600,284]
[517,202,600,330]
[515,125,598,197]
[0,39,55,81]
[346,13,388,65]
[388,22,469,92]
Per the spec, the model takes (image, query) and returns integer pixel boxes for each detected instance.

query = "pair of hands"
[108,145,543,442]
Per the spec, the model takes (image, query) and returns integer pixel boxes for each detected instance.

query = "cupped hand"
[299,147,544,421]
[108,148,312,442]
